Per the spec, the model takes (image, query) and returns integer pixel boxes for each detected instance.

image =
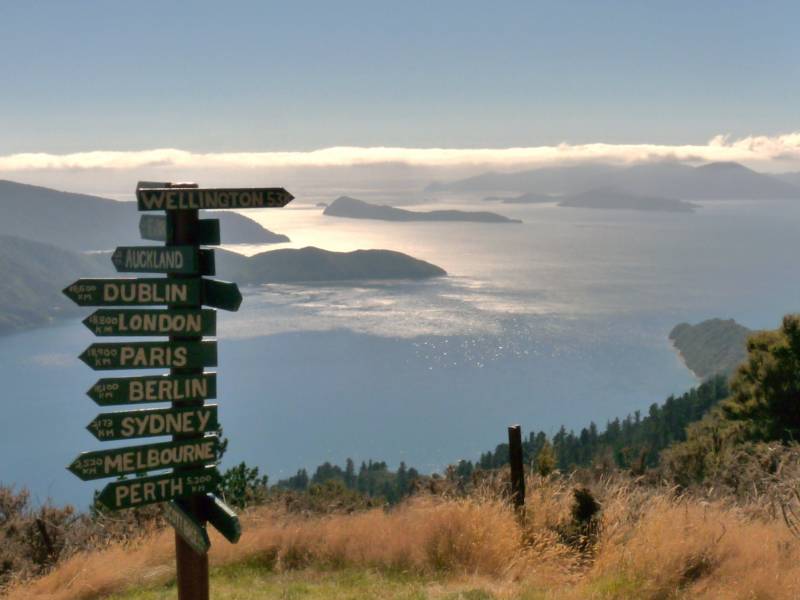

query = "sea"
[3,198,800,509]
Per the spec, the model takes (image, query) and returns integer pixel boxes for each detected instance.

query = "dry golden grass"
[9,475,800,600]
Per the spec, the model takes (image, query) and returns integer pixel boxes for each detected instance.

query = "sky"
[1,1,799,189]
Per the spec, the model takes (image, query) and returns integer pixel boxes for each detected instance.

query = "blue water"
[3,198,800,508]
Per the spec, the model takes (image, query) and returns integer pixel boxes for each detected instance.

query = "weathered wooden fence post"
[508,424,526,512]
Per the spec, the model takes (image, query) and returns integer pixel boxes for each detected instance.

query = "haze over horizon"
[2,1,800,197]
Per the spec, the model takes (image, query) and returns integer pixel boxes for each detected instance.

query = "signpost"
[63,179,293,600]
[140,215,221,246]
[137,187,293,211]
[86,405,219,441]
[164,500,211,555]
[68,436,220,480]
[87,373,217,406]
[96,467,221,510]
[79,341,217,370]
[63,278,202,307]
[83,309,216,337]
[111,246,214,276]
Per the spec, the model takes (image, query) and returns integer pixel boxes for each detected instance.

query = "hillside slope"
[0,180,288,251]
[0,235,109,334]
[670,318,753,378]
[429,161,800,199]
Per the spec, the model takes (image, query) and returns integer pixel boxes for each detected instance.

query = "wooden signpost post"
[64,180,293,600]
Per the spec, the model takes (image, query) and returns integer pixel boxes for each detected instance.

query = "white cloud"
[3,132,800,173]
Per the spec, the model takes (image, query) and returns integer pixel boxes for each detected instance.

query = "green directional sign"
[68,435,219,481]
[138,215,167,241]
[97,467,221,511]
[205,494,241,543]
[63,278,202,307]
[87,374,217,406]
[83,309,216,337]
[140,215,221,246]
[137,187,294,211]
[111,246,214,275]
[79,341,217,371]
[87,405,219,441]
[203,279,242,312]
[164,500,210,555]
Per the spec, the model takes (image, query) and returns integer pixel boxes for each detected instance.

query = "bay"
[3,198,800,508]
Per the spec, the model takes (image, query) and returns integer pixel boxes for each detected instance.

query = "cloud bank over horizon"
[3,132,800,173]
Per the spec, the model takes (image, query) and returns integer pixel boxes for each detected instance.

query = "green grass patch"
[106,565,499,600]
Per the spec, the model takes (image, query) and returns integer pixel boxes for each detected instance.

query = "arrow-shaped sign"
[79,341,217,371]
[87,374,217,406]
[68,435,219,481]
[82,309,216,337]
[87,405,219,441]
[202,279,242,312]
[140,215,221,245]
[63,279,202,307]
[111,246,214,275]
[164,500,210,555]
[204,494,241,543]
[97,467,221,511]
[137,187,293,211]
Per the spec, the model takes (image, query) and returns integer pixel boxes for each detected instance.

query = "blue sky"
[1,1,798,155]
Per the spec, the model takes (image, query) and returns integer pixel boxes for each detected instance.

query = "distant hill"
[669,318,753,379]
[323,196,521,223]
[0,180,289,251]
[215,246,446,284]
[558,187,698,212]
[429,161,800,200]
[483,192,558,204]
[0,235,110,334]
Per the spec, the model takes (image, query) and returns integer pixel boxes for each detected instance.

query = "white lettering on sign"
[102,282,189,304]
[139,189,274,210]
[119,345,188,368]
[129,377,208,402]
[115,476,184,507]
[119,409,213,437]
[102,439,216,475]
[117,312,203,334]
[119,248,185,271]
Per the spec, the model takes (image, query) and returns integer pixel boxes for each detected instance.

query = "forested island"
[670,318,752,378]
[558,188,698,212]
[323,196,521,223]
[215,247,446,284]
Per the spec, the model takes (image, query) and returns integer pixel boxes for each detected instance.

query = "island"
[558,188,698,213]
[323,196,521,223]
[483,192,558,204]
[670,318,753,379]
[214,246,447,284]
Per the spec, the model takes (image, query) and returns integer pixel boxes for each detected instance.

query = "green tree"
[534,439,557,476]
[220,462,268,509]
[721,315,800,442]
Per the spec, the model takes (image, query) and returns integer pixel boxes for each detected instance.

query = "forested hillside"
[670,318,752,378]
[0,235,109,334]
